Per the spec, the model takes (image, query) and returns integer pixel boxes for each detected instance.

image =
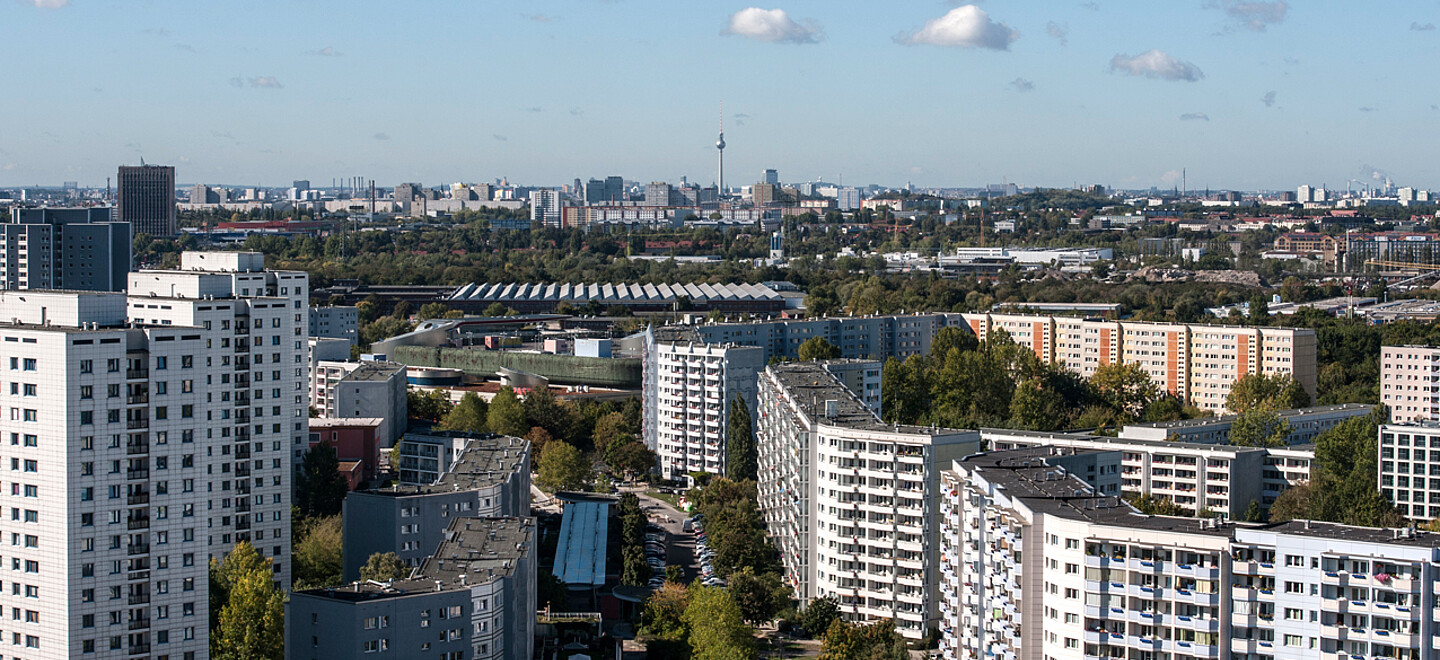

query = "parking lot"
[633,490,705,585]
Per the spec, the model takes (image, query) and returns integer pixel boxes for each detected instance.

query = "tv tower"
[716,103,726,196]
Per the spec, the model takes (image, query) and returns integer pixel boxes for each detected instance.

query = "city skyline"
[3,1,1438,190]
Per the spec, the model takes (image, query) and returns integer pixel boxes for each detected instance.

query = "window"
[22,358,35,371]
[80,359,93,374]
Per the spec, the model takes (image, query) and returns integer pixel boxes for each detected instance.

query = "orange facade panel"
[1099,328,1112,365]
[1031,322,1046,361]
[1166,331,1180,395]
[1238,335,1250,375]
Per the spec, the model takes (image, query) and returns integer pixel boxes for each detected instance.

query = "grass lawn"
[647,489,682,509]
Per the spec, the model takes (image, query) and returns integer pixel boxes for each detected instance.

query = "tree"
[523,386,577,443]
[797,336,841,361]
[623,545,653,586]
[726,395,757,481]
[294,441,350,519]
[607,438,658,480]
[1008,379,1070,431]
[483,302,512,317]
[525,426,554,457]
[683,585,757,660]
[417,302,450,320]
[1241,499,1266,523]
[1228,409,1291,447]
[537,439,593,492]
[487,386,529,437]
[1090,362,1159,419]
[538,570,568,611]
[1125,493,1187,516]
[293,515,343,589]
[642,582,693,639]
[1267,484,1310,523]
[440,392,488,434]
[407,389,453,422]
[818,619,908,660]
[728,567,792,625]
[593,411,631,454]
[1247,294,1271,325]
[359,552,408,582]
[795,596,840,638]
[1226,374,1310,414]
[210,542,284,660]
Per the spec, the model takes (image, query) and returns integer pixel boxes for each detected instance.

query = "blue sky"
[2,0,1437,191]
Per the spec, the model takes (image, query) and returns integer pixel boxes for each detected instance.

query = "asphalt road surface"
[630,488,701,583]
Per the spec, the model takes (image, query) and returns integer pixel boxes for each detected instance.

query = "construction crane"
[1365,260,1440,287]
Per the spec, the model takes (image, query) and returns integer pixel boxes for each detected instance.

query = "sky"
[1,0,1437,192]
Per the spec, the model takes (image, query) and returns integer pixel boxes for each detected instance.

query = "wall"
[392,345,642,388]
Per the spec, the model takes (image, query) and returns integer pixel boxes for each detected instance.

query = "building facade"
[117,165,176,237]
[940,448,1440,660]
[1378,424,1440,522]
[1119,404,1373,446]
[962,313,1318,413]
[1381,345,1440,424]
[341,434,530,579]
[309,360,408,446]
[2,207,131,292]
[290,516,536,660]
[640,328,764,480]
[308,306,359,345]
[756,362,980,639]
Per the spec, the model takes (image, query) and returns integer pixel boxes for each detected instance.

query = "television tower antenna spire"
[716,102,726,197]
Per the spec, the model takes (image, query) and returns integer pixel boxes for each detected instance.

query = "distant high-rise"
[529,189,563,227]
[838,187,860,211]
[644,182,675,206]
[583,176,625,204]
[116,164,176,237]
[763,168,778,185]
[2,207,131,291]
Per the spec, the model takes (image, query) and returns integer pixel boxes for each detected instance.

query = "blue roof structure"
[553,500,609,587]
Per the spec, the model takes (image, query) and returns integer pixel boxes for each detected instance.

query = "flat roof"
[295,517,533,602]
[1125,403,1373,431]
[553,500,609,587]
[771,361,973,439]
[360,434,528,497]
[342,361,406,382]
[309,417,383,429]
[1259,520,1440,549]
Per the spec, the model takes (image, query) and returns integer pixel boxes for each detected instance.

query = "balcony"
[127,518,149,531]
[126,469,149,481]
[126,493,149,506]
[127,543,149,556]
[128,618,151,631]
[126,369,148,380]
[127,394,149,405]
[126,419,149,430]
[128,643,151,655]
[126,442,148,456]
[128,593,150,605]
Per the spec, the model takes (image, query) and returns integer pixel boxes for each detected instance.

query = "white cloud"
[899,5,1018,50]
[1109,50,1204,82]
[1010,78,1035,92]
[1207,1,1288,31]
[248,76,282,89]
[1046,21,1068,45]
[723,8,822,44]
[314,46,342,56]
[27,0,69,8]
[1412,22,1436,31]
[1261,90,1276,107]
[1179,112,1210,121]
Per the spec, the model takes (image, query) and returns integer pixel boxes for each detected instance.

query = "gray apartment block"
[290,517,536,660]
[342,434,530,580]
[1120,403,1373,445]
[117,164,176,237]
[309,305,359,345]
[3,207,131,291]
[693,313,966,362]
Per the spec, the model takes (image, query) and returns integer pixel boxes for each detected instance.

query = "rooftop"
[1259,520,1440,549]
[341,361,407,382]
[362,433,529,497]
[448,281,781,303]
[553,499,610,587]
[296,517,533,602]
[770,361,972,439]
[1126,403,1372,431]
[309,417,383,429]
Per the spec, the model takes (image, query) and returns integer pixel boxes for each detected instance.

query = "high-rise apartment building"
[1380,345,1440,424]
[962,313,1317,413]
[643,182,675,207]
[838,187,861,211]
[756,361,980,639]
[2,207,131,291]
[0,250,306,658]
[763,169,779,186]
[583,176,625,204]
[309,360,408,446]
[308,305,359,345]
[117,165,176,237]
[290,516,536,660]
[639,327,764,481]
[1378,424,1440,522]
[940,447,1440,660]
[125,251,308,583]
[528,189,562,228]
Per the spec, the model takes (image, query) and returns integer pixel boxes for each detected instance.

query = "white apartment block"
[756,362,979,639]
[961,313,1318,414]
[307,305,358,345]
[1381,346,1440,424]
[640,328,764,481]
[126,252,307,590]
[940,448,1440,660]
[983,429,1314,517]
[1378,424,1440,522]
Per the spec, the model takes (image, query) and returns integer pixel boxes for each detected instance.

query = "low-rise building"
[342,434,530,579]
[309,417,384,484]
[289,516,536,660]
[310,360,409,445]
[756,361,980,639]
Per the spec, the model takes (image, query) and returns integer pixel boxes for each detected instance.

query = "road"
[628,486,702,583]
